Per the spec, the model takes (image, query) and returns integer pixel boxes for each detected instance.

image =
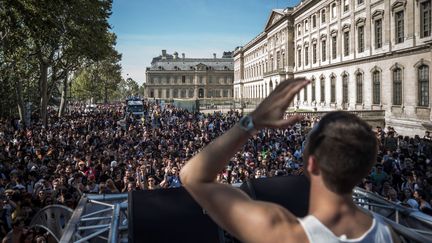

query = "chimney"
[182,53,185,59]
[213,53,216,59]
[162,50,167,56]
[173,52,178,59]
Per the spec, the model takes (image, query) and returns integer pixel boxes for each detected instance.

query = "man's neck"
[308,179,358,222]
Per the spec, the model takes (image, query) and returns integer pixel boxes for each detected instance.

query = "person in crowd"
[414,189,432,215]
[0,94,430,238]
[181,78,398,242]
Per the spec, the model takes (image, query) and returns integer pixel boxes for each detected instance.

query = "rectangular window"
[321,10,326,23]
[373,71,381,104]
[375,19,382,48]
[332,36,337,59]
[343,76,349,103]
[393,69,402,105]
[322,40,326,62]
[305,46,309,66]
[358,26,364,53]
[182,76,186,83]
[332,4,337,18]
[419,66,430,107]
[344,0,350,12]
[277,51,281,69]
[313,44,317,64]
[344,32,350,56]
[395,11,404,44]
[303,87,307,101]
[320,79,325,102]
[297,49,302,67]
[421,1,431,38]
[312,80,316,101]
[331,77,336,103]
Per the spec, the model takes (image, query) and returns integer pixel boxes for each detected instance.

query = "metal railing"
[285,110,385,118]
[353,187,432,241]
[59,193,128,243]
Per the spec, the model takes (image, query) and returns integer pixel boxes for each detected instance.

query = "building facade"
[234,0,432,135]
[145,50,234,100]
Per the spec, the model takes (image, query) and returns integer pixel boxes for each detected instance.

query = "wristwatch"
[238,115,256,135]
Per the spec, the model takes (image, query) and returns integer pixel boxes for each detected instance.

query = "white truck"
[126,99,145,117]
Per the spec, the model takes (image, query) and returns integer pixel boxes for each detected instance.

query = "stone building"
[234,0,432,135]
[145,50,234,100]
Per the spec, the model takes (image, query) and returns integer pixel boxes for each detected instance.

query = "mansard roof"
[148,53,233,71]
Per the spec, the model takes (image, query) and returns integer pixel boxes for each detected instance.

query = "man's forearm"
[180,124,251,184]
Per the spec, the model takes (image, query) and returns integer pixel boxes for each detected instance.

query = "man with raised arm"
[180,78,397,243]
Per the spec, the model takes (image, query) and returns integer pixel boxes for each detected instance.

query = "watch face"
[240,116,254,131]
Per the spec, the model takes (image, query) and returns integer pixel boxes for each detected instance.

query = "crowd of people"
[0,101,431,242]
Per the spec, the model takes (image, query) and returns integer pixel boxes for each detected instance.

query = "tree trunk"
[14,76,25,126]
[59,71,68,117]
[104,80,108,104]
[39,62,49,126]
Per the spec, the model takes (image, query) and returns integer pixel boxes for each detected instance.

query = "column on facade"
[406,0,414,41]
[350,1,355,59]
[365,0,371,54]
[384,0,391,50]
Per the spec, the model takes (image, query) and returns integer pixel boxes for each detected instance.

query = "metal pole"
[81,208,113,219]
[88,200,114,208]
[74,228,109,243]
[108,204,121,243]
[78,224,110,231]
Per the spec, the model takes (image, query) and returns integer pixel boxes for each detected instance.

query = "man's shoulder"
[259,203,308,242]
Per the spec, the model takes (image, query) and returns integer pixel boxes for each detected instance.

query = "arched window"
[181,89,187,98]
[312,78,316,102]
[356,73,363,104]
[372,71,381,104]
[418,65,429,106]
[188,89,194,98]
[320,77,325,102]
[393,68,403,105]
[330,76,336,103]
[173,89,178,98]
[342,74,349,104]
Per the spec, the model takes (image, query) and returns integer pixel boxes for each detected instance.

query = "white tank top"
[298,213,393,243]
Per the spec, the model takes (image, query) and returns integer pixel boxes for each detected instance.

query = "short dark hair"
[304,111,377,194]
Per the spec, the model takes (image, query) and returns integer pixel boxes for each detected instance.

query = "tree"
[0,0,117,125]
[70,41,122,104]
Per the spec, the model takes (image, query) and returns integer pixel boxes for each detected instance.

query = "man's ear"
[307,155,320,176]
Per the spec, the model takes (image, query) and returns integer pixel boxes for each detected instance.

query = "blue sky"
[109,0,301,84]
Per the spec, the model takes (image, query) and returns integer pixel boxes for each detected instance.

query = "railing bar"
[74,228,109,243]
[81,208,113,218]
[88,200,115,208]
[78,224,110,231]
[80,216,112,222]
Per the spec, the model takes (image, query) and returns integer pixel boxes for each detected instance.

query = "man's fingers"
[284,79,310,101]
[272,77,308,100]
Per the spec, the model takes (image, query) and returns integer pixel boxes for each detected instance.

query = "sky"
[109,0,301,85]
